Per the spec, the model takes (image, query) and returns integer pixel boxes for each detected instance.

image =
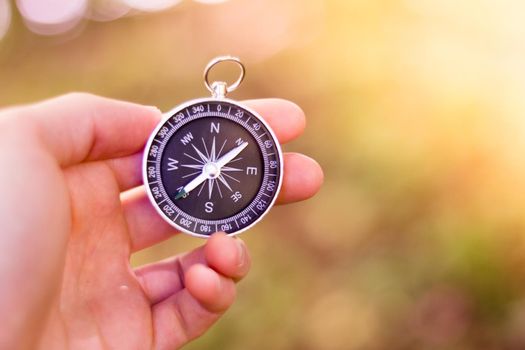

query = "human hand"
[0,93,323,350]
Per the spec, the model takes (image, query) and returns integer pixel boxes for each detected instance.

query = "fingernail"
[236,238,245,267]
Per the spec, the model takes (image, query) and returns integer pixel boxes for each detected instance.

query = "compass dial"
[143,99,282,237]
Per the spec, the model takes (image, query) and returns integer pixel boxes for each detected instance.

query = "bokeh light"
[193,0,230,4]
[0,0,11,41]
[121,0,181,12]
[86,0,131,22]
[16,0,88,35]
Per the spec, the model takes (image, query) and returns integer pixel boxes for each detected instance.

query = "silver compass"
[143,56,283,238]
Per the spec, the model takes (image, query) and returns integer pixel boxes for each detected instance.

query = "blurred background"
[2,0,525,349]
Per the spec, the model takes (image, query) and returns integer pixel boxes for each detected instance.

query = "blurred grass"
[4,0,525,348]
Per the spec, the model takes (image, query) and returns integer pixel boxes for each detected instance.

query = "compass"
[143,56,283,237]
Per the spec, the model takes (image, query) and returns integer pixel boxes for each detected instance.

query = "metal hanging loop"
[204,56,245,98]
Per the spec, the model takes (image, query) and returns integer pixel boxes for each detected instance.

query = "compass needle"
[215,142,249,170]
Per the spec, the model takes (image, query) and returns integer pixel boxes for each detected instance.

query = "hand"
[0,93,323,350]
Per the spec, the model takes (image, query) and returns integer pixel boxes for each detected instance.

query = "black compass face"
[144,99,282,237]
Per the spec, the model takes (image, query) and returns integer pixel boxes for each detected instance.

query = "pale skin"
[0,93,323,350]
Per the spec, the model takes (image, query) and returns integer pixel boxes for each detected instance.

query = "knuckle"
[60,91,100,104]
[0,107,38,141]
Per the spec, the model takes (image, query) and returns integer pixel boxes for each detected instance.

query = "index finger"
[242,98,305,144]
[22,92,162,167]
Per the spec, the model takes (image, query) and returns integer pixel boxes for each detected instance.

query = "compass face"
[143,98,283,237]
